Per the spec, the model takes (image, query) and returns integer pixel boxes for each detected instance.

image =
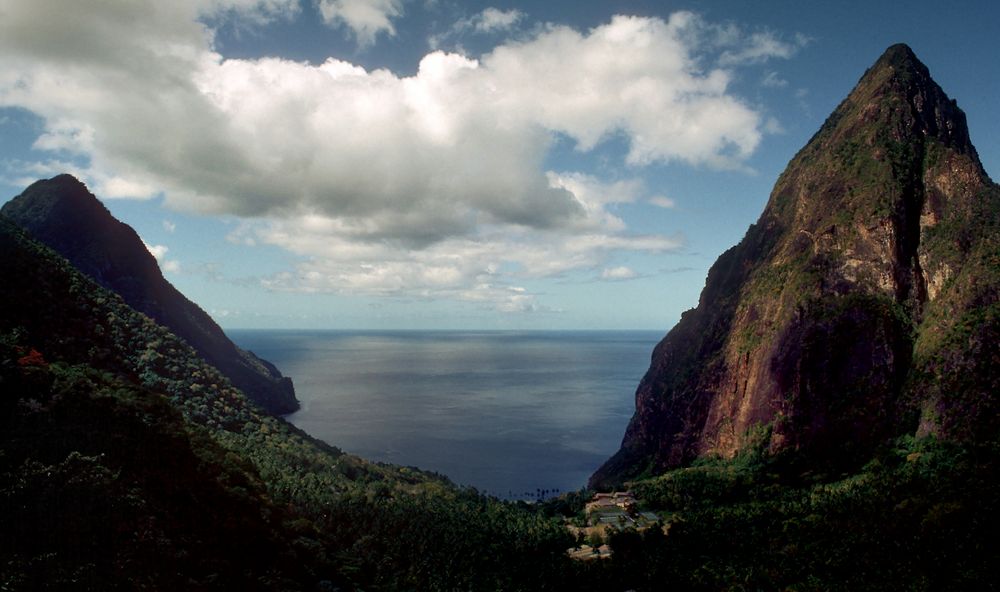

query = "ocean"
[228,330,661,499]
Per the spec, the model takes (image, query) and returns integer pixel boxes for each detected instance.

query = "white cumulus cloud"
[0,2,802,310]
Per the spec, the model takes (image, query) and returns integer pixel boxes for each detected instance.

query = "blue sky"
[1,0,998,330]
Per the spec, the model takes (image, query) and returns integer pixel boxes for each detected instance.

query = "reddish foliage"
[17,348,47,368]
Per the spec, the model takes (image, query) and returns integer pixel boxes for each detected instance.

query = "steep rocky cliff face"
[592,44,1000,488]
[1,175,300,414]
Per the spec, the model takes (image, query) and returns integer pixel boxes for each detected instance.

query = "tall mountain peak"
[2,175,300,414]
[592,45,1000,489]
[879,41,918,60]
[872,42,923,74]
[806,41,980,165]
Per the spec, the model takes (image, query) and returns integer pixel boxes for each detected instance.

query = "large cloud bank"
[0,1,799,310]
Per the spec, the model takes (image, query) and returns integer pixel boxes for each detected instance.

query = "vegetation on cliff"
[1,175,300,415]
[593,44,1000,489]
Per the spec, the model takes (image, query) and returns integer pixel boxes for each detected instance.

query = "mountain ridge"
[1,175,300,414]
[592,43,1000,488]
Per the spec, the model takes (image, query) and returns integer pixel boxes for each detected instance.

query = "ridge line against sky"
[1,0,998,330]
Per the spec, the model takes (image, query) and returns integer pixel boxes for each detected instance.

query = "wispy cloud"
[761,70,788,88]
[316,0,403,47]
[601,266,637,281]
[472,7,524,32]
[716,29,810,66]
[429,6,526,50]
[649,196,676,209]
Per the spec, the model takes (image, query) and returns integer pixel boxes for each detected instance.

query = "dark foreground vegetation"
[4,210,1000,590]
[587,437,1000,591]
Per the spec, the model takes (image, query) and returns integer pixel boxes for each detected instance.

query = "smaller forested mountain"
[0,215,574,590]
[1,175,298,414]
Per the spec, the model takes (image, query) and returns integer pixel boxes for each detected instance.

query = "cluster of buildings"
[586,491,659,527]
[584,491,636,514]
[566,491,661,560]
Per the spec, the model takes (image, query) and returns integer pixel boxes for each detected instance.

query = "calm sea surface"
[228,330,661,499]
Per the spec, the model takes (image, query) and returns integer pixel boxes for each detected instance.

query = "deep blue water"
[228,330,661,499]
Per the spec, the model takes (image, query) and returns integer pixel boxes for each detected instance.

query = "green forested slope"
[2,174,299,415]
[606,436,1000,591]
[0,216,573,590]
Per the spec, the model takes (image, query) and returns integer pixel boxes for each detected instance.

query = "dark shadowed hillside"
[1,175,299,414]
